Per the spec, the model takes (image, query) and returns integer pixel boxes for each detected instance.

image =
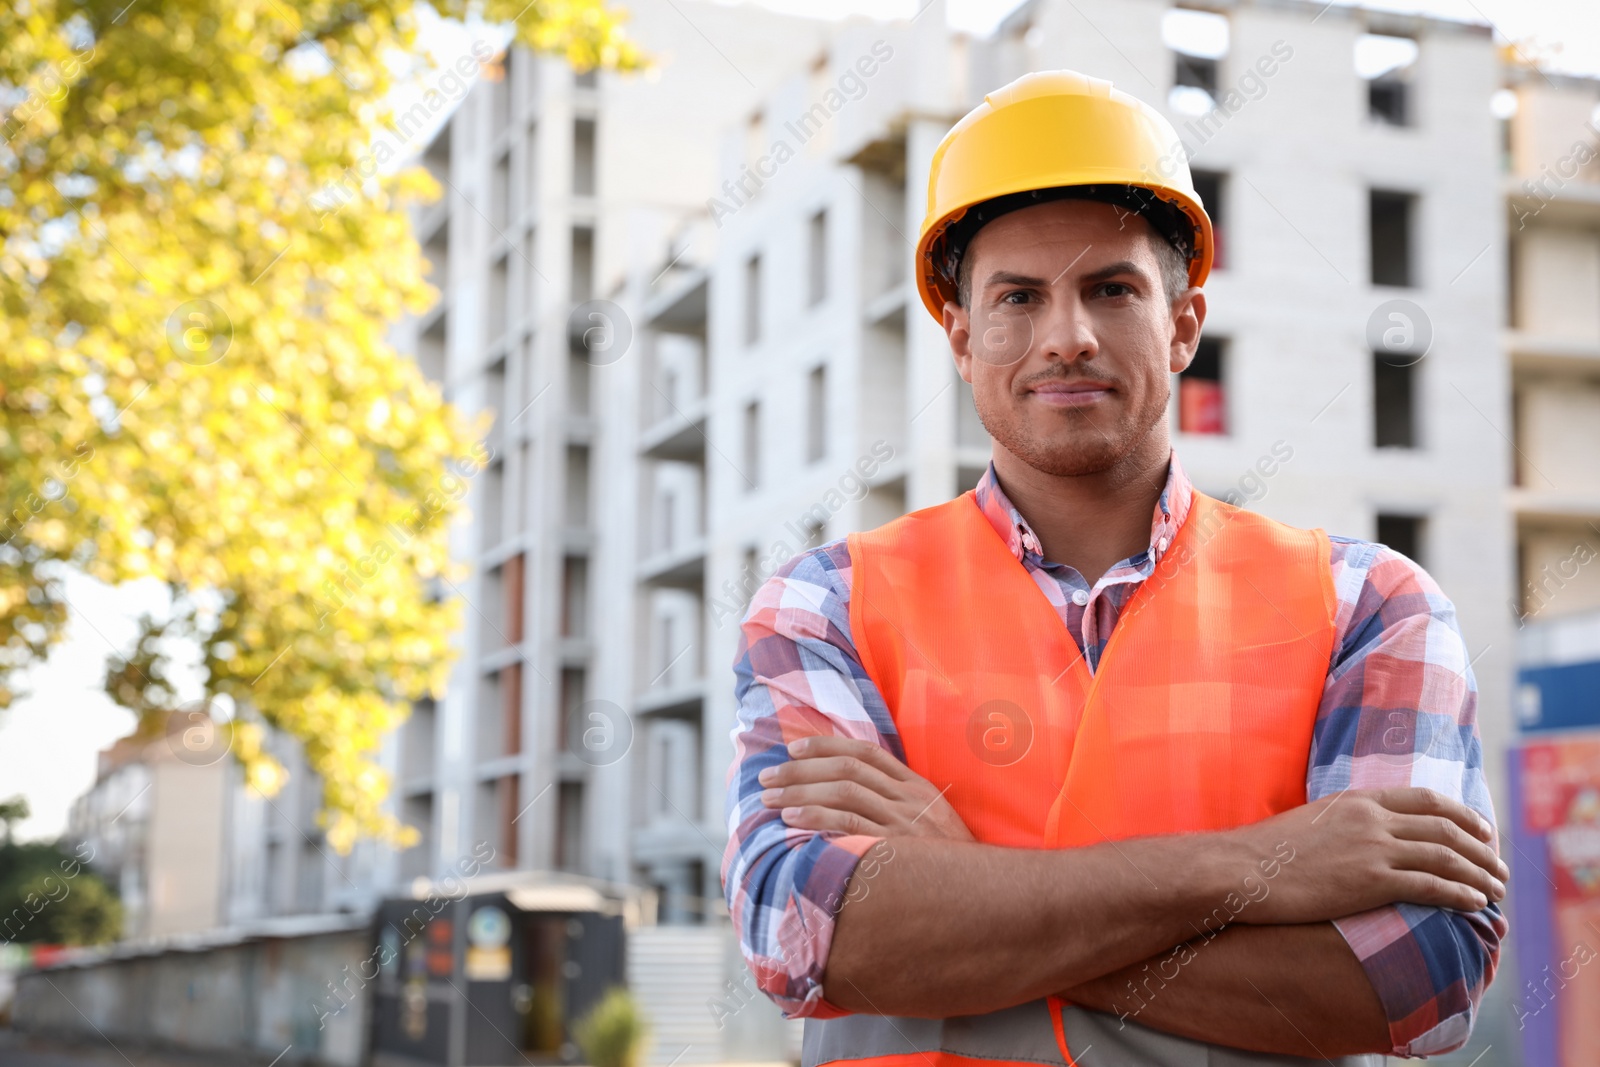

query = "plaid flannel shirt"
[720,453,1504,1056]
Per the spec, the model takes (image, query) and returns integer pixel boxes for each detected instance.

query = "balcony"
[557,635,593,666]
[561,524,594,554]
[1507,173,1600,227]
[478,644,524,674]
[864,285,908,328]
[413,198,449,247]
[1513,378,1600,508]
[1507,331,1600,374]
[556,750,590,781]
[638,537,707,590]
[645,266,708,334]
[1510,487,1600,524]
[474,753,525,780]
[639,396,708,462]
[565,413,597,445]
[634,678,705,721]
[631,822,713,866]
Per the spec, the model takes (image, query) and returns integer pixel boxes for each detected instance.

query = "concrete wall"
[1516,228,1600,342]
[12,929,372,1066]
[1519,525,1600,623]
[13,924,786,1067]
[1518,380,1600,494]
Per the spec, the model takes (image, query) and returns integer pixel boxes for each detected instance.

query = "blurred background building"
[1505,72,1600,623]
[66,710,227,941]
[24,0,1600,1064]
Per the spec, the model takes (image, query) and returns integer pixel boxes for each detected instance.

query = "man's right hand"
[1220,787,1508,925]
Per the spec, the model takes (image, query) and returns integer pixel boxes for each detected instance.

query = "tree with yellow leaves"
[0,0,639,852]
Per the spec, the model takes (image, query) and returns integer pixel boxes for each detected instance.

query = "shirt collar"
[973,452,1193,571]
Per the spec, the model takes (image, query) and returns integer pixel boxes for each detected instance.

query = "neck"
[990,429,1171,586]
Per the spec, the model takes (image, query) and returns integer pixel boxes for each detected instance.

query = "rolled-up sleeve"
[720,540,897,1019]
[1314,540,1507,1056]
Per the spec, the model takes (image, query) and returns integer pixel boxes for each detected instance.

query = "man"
[721,71,1506,1064]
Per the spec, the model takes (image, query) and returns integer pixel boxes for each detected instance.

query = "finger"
[1390,813,1510,883]
[787,734,914,781]
[1392,839,1506,903]
[760,755,905,797]
[763,780,898,828]
[1384,870,1491,914]
[776,803,889,837]
[1375,787,1494,843]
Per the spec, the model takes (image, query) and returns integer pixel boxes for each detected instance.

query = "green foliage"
[573,986,649,1067]
[0,794,27,843]
[0,840,122,945]
[0,0,638,849]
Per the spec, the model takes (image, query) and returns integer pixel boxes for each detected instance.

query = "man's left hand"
[758,735,974,841]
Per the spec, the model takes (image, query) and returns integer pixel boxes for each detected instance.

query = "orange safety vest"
[802,490,1379,1067]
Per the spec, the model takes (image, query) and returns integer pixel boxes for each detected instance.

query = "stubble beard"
[976,381,1170,478]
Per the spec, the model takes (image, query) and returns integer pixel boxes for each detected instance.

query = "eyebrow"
[1080,260,1148,285]
[981,260,1149,289]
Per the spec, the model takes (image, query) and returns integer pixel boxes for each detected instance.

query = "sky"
[3,0,1598,844]
[874,0,1600,76]
[876,0,1600,75]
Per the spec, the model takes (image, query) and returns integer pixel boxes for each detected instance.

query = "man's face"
[943,198,1205,478]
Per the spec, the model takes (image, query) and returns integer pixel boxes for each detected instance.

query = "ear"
[944,299,974,384]
[1168,287,1207,374]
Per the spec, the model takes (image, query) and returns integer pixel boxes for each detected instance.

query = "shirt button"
[1158,538,1170,553]
[1071,589,1089,607]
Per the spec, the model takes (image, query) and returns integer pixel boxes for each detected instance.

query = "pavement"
[0,1028,283,1067]
[0,1033,812,1067]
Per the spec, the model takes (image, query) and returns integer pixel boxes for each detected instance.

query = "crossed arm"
[1063,923,1385,1056]
[766,735,1503,1056]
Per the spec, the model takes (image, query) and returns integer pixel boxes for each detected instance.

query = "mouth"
[1027,380,1115,408]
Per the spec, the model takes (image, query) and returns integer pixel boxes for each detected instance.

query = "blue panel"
[1518,661,1600,734]
[1507,754,1558,1066]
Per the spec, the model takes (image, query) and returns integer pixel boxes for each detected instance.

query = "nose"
[1030,292,1097,367]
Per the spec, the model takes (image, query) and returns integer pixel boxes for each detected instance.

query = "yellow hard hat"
[915,70,1214,322]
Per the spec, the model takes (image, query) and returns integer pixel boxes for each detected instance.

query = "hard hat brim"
[913,71,1216,322]
[925,183,1206,311]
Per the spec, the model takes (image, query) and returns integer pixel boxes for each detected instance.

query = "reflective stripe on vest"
[802,999,1068,1067]
[803,1002,1385,1067]
[803,491,1351,1067]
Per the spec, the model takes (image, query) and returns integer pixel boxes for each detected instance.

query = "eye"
[999,289,1033,305]
[1098,282,1135,298]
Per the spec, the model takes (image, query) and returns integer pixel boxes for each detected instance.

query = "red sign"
[426,918,454,976]
[1522,741,1600,900]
